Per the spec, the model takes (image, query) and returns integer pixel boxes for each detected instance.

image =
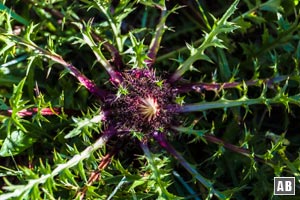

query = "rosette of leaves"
[0,0,300,199]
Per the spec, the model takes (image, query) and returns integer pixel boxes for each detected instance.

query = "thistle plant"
[0,0,300,199]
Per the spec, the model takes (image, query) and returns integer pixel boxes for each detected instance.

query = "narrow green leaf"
[0,3,29,26]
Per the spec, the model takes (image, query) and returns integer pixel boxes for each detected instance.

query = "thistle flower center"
[105,69,177,135]
[138,96,160,122]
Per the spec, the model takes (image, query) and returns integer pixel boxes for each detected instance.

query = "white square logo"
[274,177,295,195]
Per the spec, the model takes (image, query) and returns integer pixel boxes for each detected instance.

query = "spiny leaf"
[170,0,240,82]
[0,130,37,157]
[9,78,30,133]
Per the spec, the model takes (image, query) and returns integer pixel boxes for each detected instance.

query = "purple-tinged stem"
[2,33,110,101]
[90,32,124,70]
[81,25,123,86]
[40,6,125,71]
[52,56,111,100]
[145,6,167,68]
[175,76,288,93]
[66,64,111,100]
[171,125,274,166]
[153,132,226,199]
[0,107,105,119]
[203,134,266,163]
[51,56,110,101]
[4,107,61,117]
[78,142,120,200]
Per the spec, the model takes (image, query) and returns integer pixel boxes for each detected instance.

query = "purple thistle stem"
[81,26,123,86]
[153,132,226,199]
[13,108,61,117]
[175,76,288,93]
[91,32,124,70]
[203,134,265,163]
[5,33,111,102]
[171,125,271,164]
[0,108,61,117]
[145,7,167,68]
[0,108,107,120]
[42,7,124,71]
[45,53,110,101]
[66,64,109,99]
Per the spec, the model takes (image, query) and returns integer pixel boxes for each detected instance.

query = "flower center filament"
[138,96,159,122]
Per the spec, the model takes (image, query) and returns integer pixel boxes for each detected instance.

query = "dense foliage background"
[1,0,300,199]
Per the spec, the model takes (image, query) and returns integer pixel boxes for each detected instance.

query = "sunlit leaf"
[0,130,37,157]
